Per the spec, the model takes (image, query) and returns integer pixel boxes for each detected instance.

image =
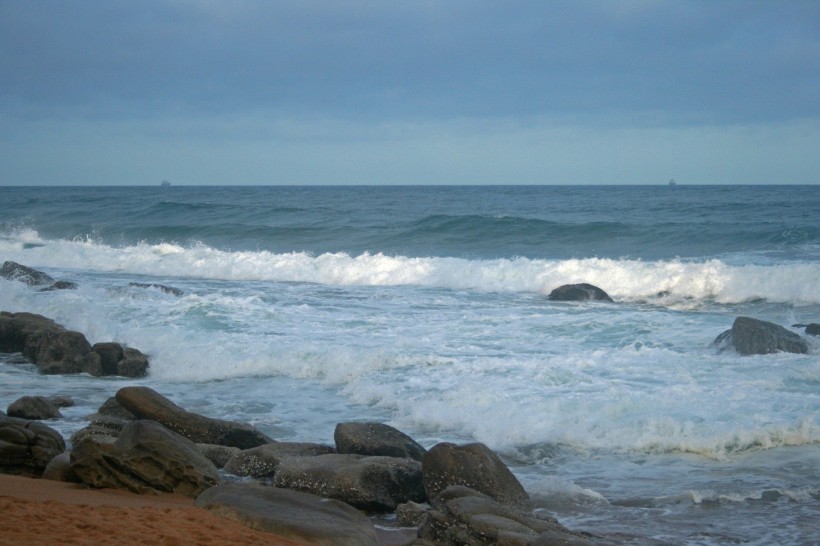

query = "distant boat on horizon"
[668,178,676,186]
[161,180,171,187]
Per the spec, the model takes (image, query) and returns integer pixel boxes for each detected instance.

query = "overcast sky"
[2,1,819,185]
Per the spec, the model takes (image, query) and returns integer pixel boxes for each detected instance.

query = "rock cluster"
[0,311,149,377]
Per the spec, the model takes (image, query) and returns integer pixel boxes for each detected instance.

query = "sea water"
[1,185,818,545]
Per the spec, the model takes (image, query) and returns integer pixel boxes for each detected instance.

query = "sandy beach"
[0,474,306,546]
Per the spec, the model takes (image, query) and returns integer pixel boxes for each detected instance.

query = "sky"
[1,1,819,185]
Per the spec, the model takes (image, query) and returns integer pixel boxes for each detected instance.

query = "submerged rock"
[195,482,381,546]
[128,282,184,296]
[713,316,808,355]
[547,283,614,303]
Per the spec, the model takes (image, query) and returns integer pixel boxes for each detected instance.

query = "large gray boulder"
[713,316,809,355]
[0,311,149,377]
[414,485,597,546]
[7,396,62,420]
[334,422,426,461]
[422,442,531,511]
[115,386,272,449]
[1,261,76,291]
[0,413,65,477]
[273,453,426,512]
[547,283,614,303]
[195,482,380,546]
[223,441,335,478]
[69,419,219,497]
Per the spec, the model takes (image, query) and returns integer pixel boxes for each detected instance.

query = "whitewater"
[1,184,819,544]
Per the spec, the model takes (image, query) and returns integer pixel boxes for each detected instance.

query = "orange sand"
[0,474,307,545]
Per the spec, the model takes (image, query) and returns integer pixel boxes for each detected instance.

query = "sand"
[0,474,307,545]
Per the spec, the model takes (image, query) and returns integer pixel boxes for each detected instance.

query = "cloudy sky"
[2,1,819,185]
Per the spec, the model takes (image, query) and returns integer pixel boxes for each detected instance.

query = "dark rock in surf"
[38,280,78,291]
[547,283,614,303]
[273,453,425,512]
[806,323,820,336]
[0,311,149,377]
[0,413,65,477]
[421,442,531,511]
[195,482,381,546]
[70,419,219,497]
[713,316,808,355]
[223,441,335,478]
[1,261,55,286]
[334,422,426,461]
[414,485,596,546]
[7,396,62,420]
[115,386,273,449]
[129,282,184,296]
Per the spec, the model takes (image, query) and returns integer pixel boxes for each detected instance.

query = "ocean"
[1,184,818,545]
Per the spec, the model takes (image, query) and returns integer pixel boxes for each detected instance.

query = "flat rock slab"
[195,482,381,546]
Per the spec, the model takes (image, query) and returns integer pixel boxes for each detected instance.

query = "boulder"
[0,413,65,477]
[422,442,531,511]
[273,453,426,512]
[70,415,129,447]
[197,444,242,469]
[806,323,820,336]
[70,419,219,497]
[115,386,272,449]
[7,396,62,420]
[42,452,81,483]
[416,485,597,546]
[335,422,426,461]
[39,280,78,291]
[224,441,335,478]
[195,482,380,546]
[0,311,149,377]
[1,261,54,286]
[713,316,809,355]
[547,283,614,303]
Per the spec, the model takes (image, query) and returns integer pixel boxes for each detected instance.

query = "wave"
[2,230,819,305]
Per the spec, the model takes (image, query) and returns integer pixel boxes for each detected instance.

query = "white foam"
[1,231,819,305]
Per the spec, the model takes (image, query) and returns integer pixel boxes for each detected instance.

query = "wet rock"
[0,413,65,477]
[223,441,335,478]
[129,282,184,296]
[70,419,219,497]
[197,444,242,469]
[273,453,426,512]
[547,283,614,303]
[1,261,54,286]
[195,482,380,546]
[335,421,426,461]
[38,280,78,291]
[713,316,808,355]
[416,485,597,546]
[115,386,272,449]
[7,396,62,420]
[806,323,820,336]
[422,442,531,511]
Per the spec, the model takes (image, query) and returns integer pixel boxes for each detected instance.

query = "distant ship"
[668,178,676,186]
[161,180,171,187]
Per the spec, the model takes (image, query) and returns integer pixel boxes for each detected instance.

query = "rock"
[422,442,531,511]
[115,386,272,449]
[197,444,242,469]
[335,422,427,461]
[42,452,81,483]
[806,323,820,336]
[129,282,184,296]
[70,419,219,496]
[90,342,124,376]
[70,415,129,447]
[417,485,596,546]
[7,396,62,420]
[95,396,136,420]
[0,413,65,477]
[0,311,149,377]
[1,261,54,286]
[224,441,335,478]
[713,316,809,355]
[47,395,75,408]
[273,453,426,512]
[547,283,614,303]
[39,280,78,291]
[195,481,380,546]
